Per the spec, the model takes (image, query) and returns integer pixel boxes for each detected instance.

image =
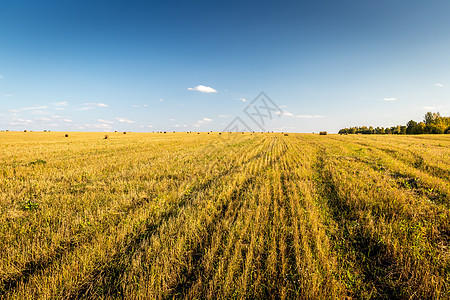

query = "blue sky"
[1,0,449,132]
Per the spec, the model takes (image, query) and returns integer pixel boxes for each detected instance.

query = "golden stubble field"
[0,131,449,299]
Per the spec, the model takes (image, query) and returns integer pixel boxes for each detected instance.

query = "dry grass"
[0,131,449,299]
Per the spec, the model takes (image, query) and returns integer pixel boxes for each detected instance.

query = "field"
[1,132,449,299]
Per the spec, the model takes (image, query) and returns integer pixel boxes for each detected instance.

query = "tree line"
[338,112,450,135]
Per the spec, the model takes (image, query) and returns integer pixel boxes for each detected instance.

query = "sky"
[1,0,450,133]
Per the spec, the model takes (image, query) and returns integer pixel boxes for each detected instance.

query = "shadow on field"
[0,239,77,296]
[314,147,402,299]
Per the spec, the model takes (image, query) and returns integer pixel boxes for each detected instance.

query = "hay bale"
[123,132,127,134]
[284,133,288,136]
[319,131,327,135]
[24,130,27,132]
[104,135,109,139]
[65,134,69,137]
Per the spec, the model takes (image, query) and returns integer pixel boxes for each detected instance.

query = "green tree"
[424,112,441,125]
[400,126,407,134]
[406,120,417,134]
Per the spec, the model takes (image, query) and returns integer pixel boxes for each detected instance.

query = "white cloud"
[193,117,213,127]
[115,117,135,123]
[423,105,443,110]
[83,102,109,107]
[75,103,107,111]
[170,118,176,121]
[295,115,325,119]
[277,111,293,117]
[49,115,72,122]
[159,98,164,102]
[8,105,49,113]
[78,107,92,111]
[433,83,444,87]
[52,101,69,107]
[3,94,13,97]
[174,124,188,128]
[379,97,397,101]
[96,119,115,124]
[236,97,247,102]
[187,85,217,93]
[8,118,33,125]
[217,114,229,118]
[25,105,48,111]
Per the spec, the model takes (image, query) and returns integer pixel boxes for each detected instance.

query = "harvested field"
[1,132,449,299]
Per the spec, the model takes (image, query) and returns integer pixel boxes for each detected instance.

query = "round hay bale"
[65,134,69,137]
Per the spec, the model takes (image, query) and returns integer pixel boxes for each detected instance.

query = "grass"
[0,131,449,299]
